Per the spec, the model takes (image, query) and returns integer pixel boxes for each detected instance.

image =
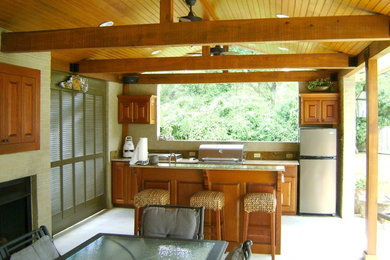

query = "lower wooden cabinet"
[247,163,298,215]
[281,165,298,215]
[112,161,298,214]
[112,161,137,206]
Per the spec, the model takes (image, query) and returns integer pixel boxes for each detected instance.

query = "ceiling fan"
[210,45,238,56]
[179,0,202,22]
[187,45,238,56]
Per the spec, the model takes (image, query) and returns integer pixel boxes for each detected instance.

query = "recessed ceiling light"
[99,21,114,27]
[276,13,289,18]
[151,50,162,55]
[278,46,289,51]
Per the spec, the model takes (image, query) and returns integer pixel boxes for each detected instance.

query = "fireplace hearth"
[0,177,32,246]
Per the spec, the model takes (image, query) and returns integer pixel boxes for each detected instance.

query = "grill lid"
[198,144,244,163]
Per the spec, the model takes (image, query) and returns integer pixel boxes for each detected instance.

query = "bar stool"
[133,189,170,235]
[190,190,225,240]
[243,192,276,260]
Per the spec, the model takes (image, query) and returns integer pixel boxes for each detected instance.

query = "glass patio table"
[58,233,228,260]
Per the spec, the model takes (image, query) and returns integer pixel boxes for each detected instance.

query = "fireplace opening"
[0,177,32,246]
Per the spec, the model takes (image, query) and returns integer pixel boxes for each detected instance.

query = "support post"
[365,56,379,260]
[160,0,173,24]
[121,83,129,142]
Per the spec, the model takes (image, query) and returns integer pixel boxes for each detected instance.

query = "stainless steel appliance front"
[299,128,337,215]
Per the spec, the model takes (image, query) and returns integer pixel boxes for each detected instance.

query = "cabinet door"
[118,100,134,123]
[133,101,149,124]
[1,73,22,144]
[21,76,37,143]
[281,176,296,214]
[112,162,127,204]
[281,165,297,215]
[321,100,339,124]
[302,100,321,124]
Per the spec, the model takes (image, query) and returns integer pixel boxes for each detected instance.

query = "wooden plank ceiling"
[0,0,390,82]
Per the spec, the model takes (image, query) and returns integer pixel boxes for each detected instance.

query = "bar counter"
[129,163,284,254]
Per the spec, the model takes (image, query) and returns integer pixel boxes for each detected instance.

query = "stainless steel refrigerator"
[299,128,337,215]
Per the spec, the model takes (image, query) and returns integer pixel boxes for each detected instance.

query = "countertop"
[111,157,299,165]
[129,162,285,172]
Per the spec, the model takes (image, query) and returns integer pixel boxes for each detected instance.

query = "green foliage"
[307,78,334,90]
[355,72,390,150]
[355,177,366,189]
[159,82,299,142]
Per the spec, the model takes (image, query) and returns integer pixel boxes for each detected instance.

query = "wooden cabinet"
[300,93,339,125]
[248,163,298,215]
[133,166,282,254]
[0,63,40,155]
[280,165,297,215]
[112,161,137,206]
[118,95,156,124]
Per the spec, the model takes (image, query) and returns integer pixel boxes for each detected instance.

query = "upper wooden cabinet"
[0,63,40,155]
[300,93,339,125]
[118,95,156,124]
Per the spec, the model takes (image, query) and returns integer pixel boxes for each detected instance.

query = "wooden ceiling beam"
[2,15,390,52]
[74,53,352,73]
[340,41,390,78]
[135,70,335,84]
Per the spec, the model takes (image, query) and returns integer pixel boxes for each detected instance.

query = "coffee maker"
[122,136,134,158]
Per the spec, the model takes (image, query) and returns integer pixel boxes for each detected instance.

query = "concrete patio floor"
[53,208,390,260]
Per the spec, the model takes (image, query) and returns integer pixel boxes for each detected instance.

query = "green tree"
[355,72,390,151]
[159,82,298,142]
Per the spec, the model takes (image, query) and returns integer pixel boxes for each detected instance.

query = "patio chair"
[140,204,205,240]
[225,240,253,260]
[0,225,60,260]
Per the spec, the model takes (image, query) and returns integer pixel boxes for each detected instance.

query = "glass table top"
[60,234,228,260]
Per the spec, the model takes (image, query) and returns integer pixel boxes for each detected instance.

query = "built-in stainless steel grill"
[198,144,244,164]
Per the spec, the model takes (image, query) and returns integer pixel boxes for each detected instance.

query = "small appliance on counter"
[130,137,149,165]
[122,136,135,158]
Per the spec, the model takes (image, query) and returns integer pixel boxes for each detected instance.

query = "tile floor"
[53,208,390,260]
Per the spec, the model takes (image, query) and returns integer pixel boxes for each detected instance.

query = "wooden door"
[21,76,37,143]
[1,73,22,144]
[321,99,339,124]
[302,100,320,124]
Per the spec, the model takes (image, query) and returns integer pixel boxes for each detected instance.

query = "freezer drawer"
[299,159,336,215]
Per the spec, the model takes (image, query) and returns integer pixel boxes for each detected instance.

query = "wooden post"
[122,83,129,142]
[365,56,378,259]
[160,0,173,24]
[202,46,210,56]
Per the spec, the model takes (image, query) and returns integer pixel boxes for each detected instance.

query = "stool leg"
[134,207,140,236]
[270,212,275,260]
[242,211,249,242]
[215,209,221,240]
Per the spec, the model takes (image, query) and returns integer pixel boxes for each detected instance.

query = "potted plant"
[307,78,335,92]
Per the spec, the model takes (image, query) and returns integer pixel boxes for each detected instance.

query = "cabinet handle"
[2,139,9,143]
